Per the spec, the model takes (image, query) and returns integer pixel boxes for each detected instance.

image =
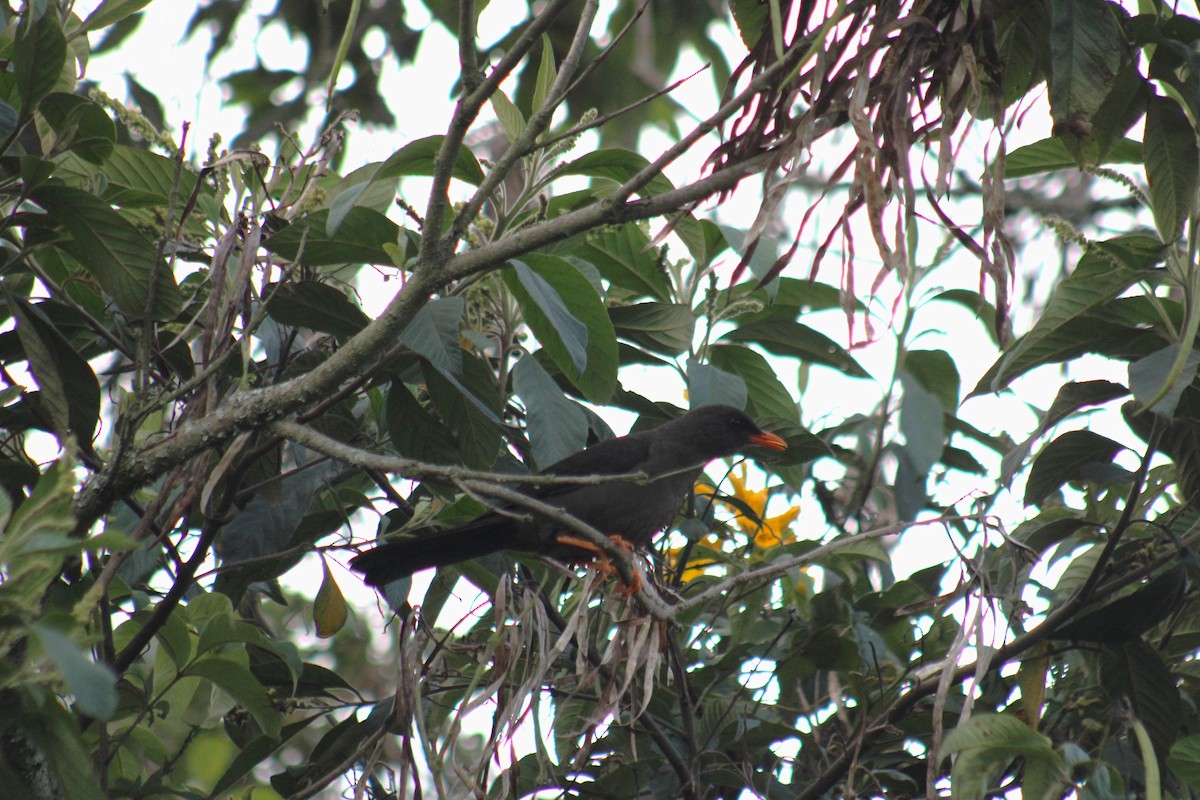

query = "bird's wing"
[539,430,655,477]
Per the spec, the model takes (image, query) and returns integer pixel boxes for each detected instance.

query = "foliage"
[2,1,1200,799]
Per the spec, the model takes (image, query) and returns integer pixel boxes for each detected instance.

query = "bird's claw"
[555,534,642,594]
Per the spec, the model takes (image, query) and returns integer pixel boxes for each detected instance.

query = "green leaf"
[489,87,526,144]
[35,93,115,165]
[513,355,588,468]
[1128,343,1200,416]
[904,349,960,411]
[0,100,19,144]
[264,281,370,338]
[609,302,694,356]
[1048,0,1124,126]
[1053,564,1187,642]
[318,136,486,233]
[185,656,281,738]
[79,0,153,33]
[508,260,588,374]
[211,717,318,796]
[560,149,674,197]
[687,358,747,409]
[973,246,1155,394]
[729,0,770,49]
[940,714,1067,800]
[14,9,68,113]
[565,223,672,300]
[29,183,182,321]
[1100,638,1184,762]
[424,352,504,469]
[98,144,200,207]
[400,297,464,379]
[720,311,869,377]
[1168,734,1200,788]
[1024,429,1128,506]
[8,298,99,443]
[1006,136,1142,178]
[899,371,945,475]
[1001,379,1130,483]
[502,254,617,403]
[532,34,557,113]
[263,207,400,266]
[32,624,117,720]
[707,344,797,423]
[386,380,460,465]
[375,135,485,186]
[1145,94,1199,241]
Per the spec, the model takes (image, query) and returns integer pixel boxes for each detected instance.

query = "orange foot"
[555,534,642,595]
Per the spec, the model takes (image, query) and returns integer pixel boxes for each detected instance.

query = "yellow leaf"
[313,557,348,638]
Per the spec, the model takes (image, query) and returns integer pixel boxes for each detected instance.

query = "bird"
[350,404,788,588]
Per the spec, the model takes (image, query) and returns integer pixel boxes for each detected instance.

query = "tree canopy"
[3,1,1200,798]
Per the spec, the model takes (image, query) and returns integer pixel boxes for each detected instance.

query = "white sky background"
[68,0,1149,625]
[66,0,1155,786]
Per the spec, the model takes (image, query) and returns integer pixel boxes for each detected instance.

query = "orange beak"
[749,430,788,451]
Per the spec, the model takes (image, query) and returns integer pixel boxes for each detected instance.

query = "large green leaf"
[558,149,707,262]
[35,93,115,165]
[1006,136,1142,178]
[1024,429,1128,506]
[707,344,796,423]
[1169,735,1200,789]
[940,714,1068,800]
[1099,639,1184,763]
[264,281,370,338]
[29,183,182,321]
[184,656,281,738]
[423,352,504,470]
[399,297,464,379]
[509,260,588,374]
[1047,0,1124,128]
[720,308,869,377]
[32,624,117,721]
[325,135,486,234]
[385,380,460,465]
[1145,94,1199,241]
[904,349,960,411]
[8,298,99,444]
[564,223,672,300]
[503,254,617,403]
[79,0,154,33]
[264,207,400,266]
[98,144,201,207]
[1128,343,1200,416]
[687,358,746,409]
[513,354,589,469]
[609,302,694,356]
[973,244,1159,394]
[899,370,945,475]
[14,9,67,114]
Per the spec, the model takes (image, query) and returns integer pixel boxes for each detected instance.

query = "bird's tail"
[349,517,511,587]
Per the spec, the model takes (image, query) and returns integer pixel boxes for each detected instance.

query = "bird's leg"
[554,534,642,594]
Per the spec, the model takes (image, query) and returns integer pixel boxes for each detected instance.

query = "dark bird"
[350,404,788,588]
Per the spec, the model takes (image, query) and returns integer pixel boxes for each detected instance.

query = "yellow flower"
[713,465,799,551]
[671,467,799,581]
